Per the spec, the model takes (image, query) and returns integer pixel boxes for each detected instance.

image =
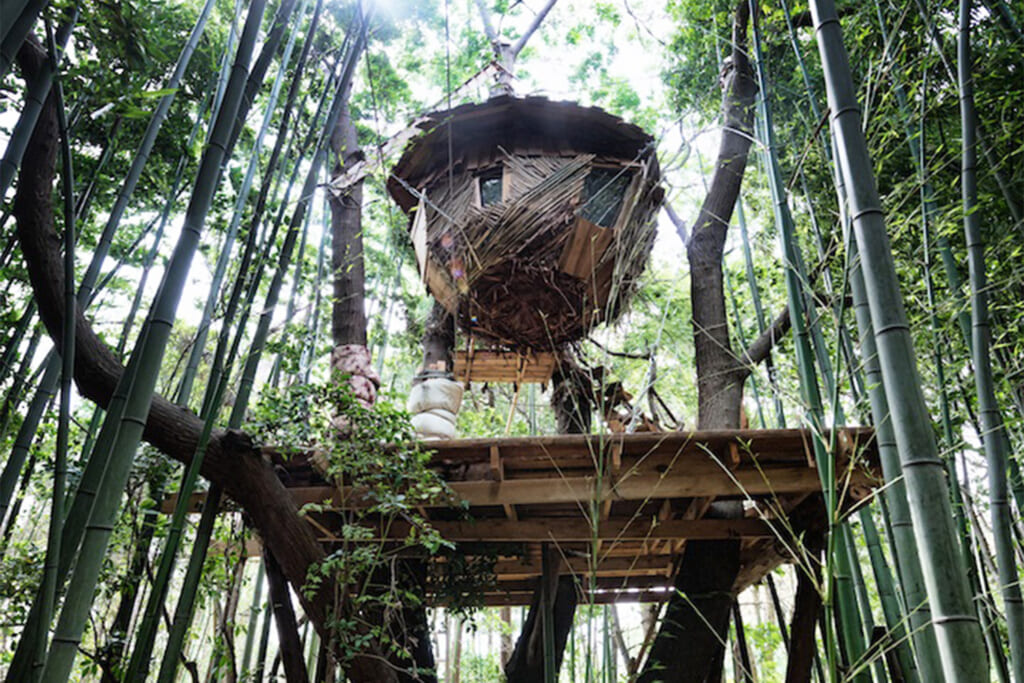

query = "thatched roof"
[387,95,658,213]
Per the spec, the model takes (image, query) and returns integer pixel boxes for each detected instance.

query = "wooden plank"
[169,462,869,516]
[453,350,557,384]
[424,255,459,313]
[411,195,429,278]
[558,216,613,280]
[419,427,879,469]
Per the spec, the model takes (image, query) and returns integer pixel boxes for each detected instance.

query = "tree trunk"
[420,301,455,374]
[640,4,757,682]
[549,354,593,435]
[265,546,309,683]
[638,540,741,683]
[504,566,577,682]
[785,531,824,683]
[330,93,437,682]
[330,99,367,349]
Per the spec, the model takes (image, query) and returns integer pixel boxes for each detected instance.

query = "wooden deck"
[168,428,880,606]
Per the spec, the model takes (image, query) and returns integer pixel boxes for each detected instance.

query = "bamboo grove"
[0,0,1021,681]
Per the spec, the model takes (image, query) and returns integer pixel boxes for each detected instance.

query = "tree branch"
[739,294,848,377]
[740,307,791,374]
[512,0,558,57]
[474,0,498,42]
[663,201,689,245]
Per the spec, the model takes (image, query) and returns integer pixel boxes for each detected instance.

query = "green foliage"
[663,0,736,117]
[253,374,466,671]
[430,546,498,621]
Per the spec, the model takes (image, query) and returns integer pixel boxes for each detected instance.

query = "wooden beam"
[492,554,672,579]
[166,465,871,514]
[491,444,517,521]
[378,517,775,542]
[408,427,877,466]
[488,575,672,594]
[337,465,873,508]
[466,589,674,607]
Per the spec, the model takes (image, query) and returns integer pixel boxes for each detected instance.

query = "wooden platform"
[168,428,879,606]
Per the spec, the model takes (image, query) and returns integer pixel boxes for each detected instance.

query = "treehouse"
[386,95,664,352]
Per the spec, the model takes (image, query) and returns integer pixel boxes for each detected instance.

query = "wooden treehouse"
[387,95,664,359]
[169,96,882,617]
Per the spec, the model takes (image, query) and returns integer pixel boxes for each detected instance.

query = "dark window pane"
[480,174,503,206]
[581,167,632,228]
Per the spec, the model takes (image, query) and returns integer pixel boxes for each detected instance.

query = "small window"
[580,167,632,228]
[478,170,503,206]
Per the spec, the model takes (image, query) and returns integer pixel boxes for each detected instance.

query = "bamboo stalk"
[751,8,854,679]
[0,14,76,207]
[179,0,318,408]
[0,0,47,81]
[32,23,76,675]
[154,484,225,683]
[809,1,990,678]
[958,1,1024,675]
[126,3,325,671]
[242,560,267,676]
[38,2,270,679]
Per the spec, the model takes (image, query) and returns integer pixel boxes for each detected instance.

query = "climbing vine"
[252,373,475,670]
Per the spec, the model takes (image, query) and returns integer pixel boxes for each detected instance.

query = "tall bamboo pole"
[38,2,269,679]
[0,0,51,85]
[809,1,989,679]
[833,80,947,683]
[180,0,319,407]
[242,560,267,676]
[0,301,36,386]
[127,9,319,660]
[0,0,216,551]
[0,0,33,63]
[150,12,363,678]
[0,15,75,228]
[958,1,1024,675]
[0,327,43,450]
[750,7,858,678]
[153,482,225,683]
[76,0,216,308]
[32,25,76,678]
[124,4,318,666]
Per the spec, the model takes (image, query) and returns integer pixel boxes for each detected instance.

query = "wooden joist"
[466,589,673,607]
[405,466,867,507]
[303,517,777,543]
[491,554,673,580]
